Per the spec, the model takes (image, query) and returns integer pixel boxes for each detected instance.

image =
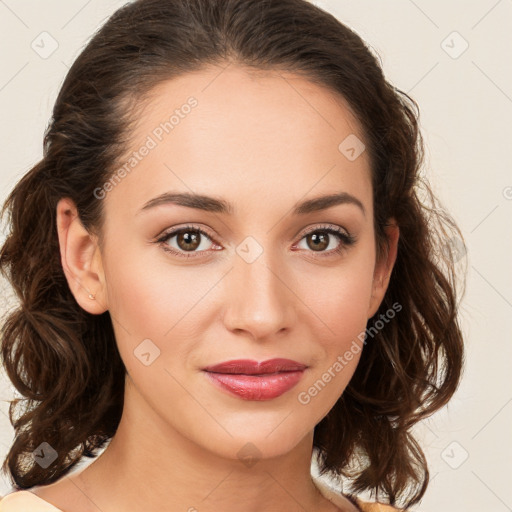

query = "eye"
[155,223,357,260]
[294,224,357,258]
[156,225,220,259]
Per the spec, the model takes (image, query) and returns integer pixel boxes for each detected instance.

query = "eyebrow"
[139,191,366,217]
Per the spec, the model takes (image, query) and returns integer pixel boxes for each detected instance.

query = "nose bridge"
[222,239,294,339]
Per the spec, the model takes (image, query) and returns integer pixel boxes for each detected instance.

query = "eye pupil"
[161,225,350,259]
[307,231,329,251]
[178,231,201,251]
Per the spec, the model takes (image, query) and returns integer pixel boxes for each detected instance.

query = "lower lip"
[204,370,305,400]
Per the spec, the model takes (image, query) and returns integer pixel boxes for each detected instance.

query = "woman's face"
[72,65,397,461]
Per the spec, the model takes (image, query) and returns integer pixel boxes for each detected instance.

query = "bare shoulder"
[355,498,407,512]
[0,476,82,512]
[0,490,63,511]
[312,476,407,512]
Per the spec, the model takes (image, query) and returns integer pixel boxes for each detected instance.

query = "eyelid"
[156,223,352,243]
[296,222,351,239]
[156,223,216,242]
[291,223,357,254]
[155,224,219,259]
[155,222,356,258]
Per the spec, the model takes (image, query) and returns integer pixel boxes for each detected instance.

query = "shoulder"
[312,475,406,512]
[355,497,407,512]
[0,490,63,511]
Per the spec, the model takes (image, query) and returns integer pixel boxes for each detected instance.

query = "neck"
[73,374,338,512]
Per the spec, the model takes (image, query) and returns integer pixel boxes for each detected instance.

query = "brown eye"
[175,230,202,251]
[157,226,218,258]
[305,231,330,252]
[295,225,357,258]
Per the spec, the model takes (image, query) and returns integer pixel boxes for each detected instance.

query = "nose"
[221,248,296,341]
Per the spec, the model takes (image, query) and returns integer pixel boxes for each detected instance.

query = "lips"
[203,358,308,401]
[203,358,307,374]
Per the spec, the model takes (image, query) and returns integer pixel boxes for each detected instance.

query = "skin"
[46,64,399,512]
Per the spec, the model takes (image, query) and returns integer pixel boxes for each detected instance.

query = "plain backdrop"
[0,1,511,510]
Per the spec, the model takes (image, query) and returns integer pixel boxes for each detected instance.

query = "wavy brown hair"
[0,0,466,507]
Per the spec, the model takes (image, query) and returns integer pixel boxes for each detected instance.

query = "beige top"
[0,476,403,511]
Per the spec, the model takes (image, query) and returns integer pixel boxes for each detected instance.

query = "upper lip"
[203,358,308,375]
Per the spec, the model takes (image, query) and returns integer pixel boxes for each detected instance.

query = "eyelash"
[155,223,357,260]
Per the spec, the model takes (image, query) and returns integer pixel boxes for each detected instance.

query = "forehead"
[107,64,372,219]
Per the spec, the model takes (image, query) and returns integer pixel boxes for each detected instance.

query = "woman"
[0,0,465,510]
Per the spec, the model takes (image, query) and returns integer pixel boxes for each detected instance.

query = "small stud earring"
[88,293,96,300]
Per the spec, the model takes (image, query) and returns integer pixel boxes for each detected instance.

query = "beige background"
[1,1,511,510]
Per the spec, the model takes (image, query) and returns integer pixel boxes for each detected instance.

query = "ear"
[367,219,399,318]
[56,197,108,314]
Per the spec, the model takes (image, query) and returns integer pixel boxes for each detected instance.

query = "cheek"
[294,268,372,416]
[293,249,375,399]
[297,254,375,337]
[101,241,222,384]
[102,239,211,332]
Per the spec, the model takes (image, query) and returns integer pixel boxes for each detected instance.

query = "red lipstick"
[203,358,307,401]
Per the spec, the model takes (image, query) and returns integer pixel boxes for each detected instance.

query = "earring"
[88,293,96,300]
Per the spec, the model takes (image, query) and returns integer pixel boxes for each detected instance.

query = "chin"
[194,417,311,464]
[213,437,304,466]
